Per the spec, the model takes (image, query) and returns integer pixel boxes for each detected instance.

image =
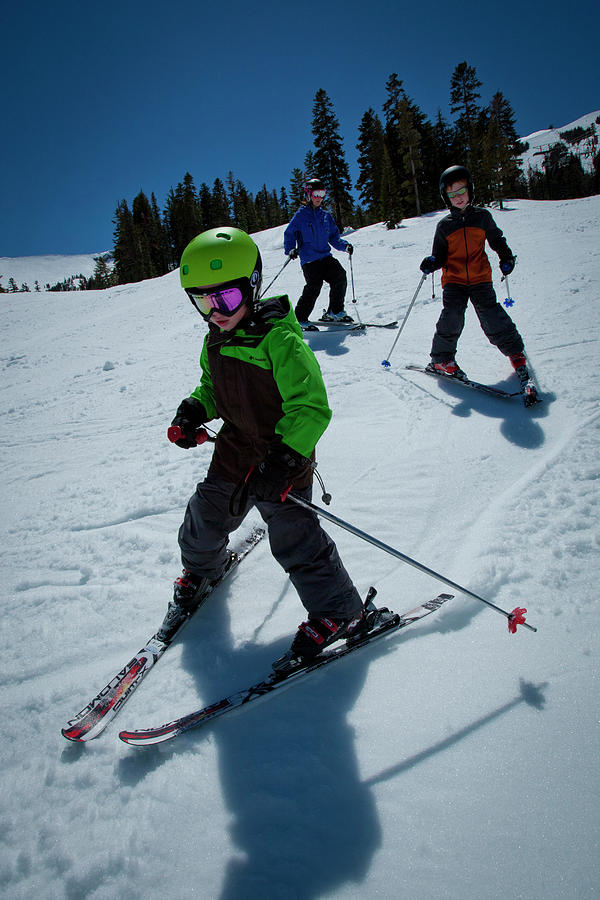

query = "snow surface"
[2,197,599,900]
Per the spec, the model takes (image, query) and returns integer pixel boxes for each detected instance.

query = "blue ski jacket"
[283,204,349,265]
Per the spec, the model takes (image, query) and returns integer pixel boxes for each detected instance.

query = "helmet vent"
[215,232,232,240]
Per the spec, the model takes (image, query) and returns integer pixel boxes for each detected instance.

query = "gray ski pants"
[178,472,362,620]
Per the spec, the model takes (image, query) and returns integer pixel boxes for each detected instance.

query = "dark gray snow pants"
[178,472,362,621]
[431,281,524,363]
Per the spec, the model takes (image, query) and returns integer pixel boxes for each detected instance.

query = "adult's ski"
[406,363,523,400]
[304,320,397,332]
[119,591,453,746]
[61,526,265,742]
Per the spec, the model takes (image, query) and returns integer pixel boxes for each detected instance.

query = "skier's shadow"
[403,371,553,450]
[178,591,382,899]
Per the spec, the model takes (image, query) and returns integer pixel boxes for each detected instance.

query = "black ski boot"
[157,570,212,642]
[272,612,364,674]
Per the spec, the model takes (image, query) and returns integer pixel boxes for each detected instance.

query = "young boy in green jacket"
[159,226,363,668]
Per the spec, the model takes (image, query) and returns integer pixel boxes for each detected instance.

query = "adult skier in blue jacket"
[283,178,354,329]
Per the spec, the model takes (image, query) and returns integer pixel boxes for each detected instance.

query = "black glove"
[420,255,437,275]
[170,397,208,449]
[249,442,310,503]
[288,248,299,260]
[346,243,354,256]
[499,256,516,276]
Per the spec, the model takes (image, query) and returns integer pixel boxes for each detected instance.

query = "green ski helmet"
[180,227,263,317]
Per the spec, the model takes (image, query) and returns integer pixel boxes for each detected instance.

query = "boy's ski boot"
[318,309,354,324]
[299,321,319,332]
[157,570,212,642]
[509,353,540,407]
[272,612,364,675]
[426,359,467,380]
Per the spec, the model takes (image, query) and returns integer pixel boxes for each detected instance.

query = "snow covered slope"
[1,197,599,899]
[520,109,600,174]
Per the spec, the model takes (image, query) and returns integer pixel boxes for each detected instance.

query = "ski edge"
[118,591,454,747]
[61,526,265,742]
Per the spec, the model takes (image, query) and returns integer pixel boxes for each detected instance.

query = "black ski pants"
[295,255,347,322]
[430,281,524,363]
[178,472,362,621]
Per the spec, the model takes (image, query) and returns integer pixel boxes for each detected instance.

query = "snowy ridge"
[519,109,600,174]
[2,197,599,899]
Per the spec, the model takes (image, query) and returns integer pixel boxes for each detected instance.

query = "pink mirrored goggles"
[187,285,244,320]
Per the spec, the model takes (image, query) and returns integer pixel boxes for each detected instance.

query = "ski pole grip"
[167,425,210,445]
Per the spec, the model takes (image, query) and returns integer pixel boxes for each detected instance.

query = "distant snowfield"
[1,196,599,900]
[520,109,600,175]
[0,251,109,288]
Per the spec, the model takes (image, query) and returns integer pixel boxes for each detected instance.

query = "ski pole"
[381,273,427,368]
[502,274,514,308]
[347,252,363,325]
[260,255,293,299]
[286,492,536,634]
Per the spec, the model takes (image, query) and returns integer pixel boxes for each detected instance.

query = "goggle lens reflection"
[189,286,244,319]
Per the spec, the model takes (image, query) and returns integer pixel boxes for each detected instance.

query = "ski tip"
[61,727,84,742]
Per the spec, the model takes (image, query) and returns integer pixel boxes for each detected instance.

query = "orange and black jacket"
[430,205,513,287]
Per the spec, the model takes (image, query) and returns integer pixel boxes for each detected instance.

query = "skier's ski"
[119,591,453,746]
[406,364,522,400]
[61,526,265,742]
[306,320,397,331]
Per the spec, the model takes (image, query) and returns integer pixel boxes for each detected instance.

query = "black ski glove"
[346,243,354,256]
[499,256,516,275]
[288,248,299,260]
[170,397,208,448]
[420,255,437,274]
[249,442,310,503]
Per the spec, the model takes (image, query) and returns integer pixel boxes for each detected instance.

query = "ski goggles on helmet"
[445,185,468,199]
[310,189,326,198]
[186,284,245,320]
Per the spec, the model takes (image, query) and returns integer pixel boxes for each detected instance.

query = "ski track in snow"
[1,198,599,900]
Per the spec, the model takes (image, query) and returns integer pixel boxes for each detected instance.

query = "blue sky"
[2,0,598,258]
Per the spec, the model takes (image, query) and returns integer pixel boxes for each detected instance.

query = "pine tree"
[289,168,305,209]
[310,88,354,228]
[356,108,386,223]
[210,178,231,225]
[132,191,158,279]
[397,97,423,216]
[481,93,523,207]
[112,200,140,284]
[379,144,403,229]
[449,61,483,167]
[279,186,290,220]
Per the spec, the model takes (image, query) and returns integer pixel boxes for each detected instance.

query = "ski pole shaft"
[381,273,427,367]
[287,493,537,632]
[260,256,292,299]
[349,253,356,304]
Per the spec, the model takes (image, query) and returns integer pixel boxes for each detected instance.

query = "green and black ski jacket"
[189,295,332,487]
